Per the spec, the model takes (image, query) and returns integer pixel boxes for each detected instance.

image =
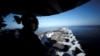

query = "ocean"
[36,25,100,56]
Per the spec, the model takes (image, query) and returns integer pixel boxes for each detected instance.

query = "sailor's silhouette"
[18,13,46,55]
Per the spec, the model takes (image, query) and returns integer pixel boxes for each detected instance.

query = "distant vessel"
[38,28,86,56]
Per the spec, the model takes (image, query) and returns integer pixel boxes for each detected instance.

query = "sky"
[4,0,100,29]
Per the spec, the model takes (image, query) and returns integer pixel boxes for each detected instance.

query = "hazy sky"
[4,0,100,29]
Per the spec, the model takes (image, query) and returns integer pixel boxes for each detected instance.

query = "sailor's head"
[22,15,38,31]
